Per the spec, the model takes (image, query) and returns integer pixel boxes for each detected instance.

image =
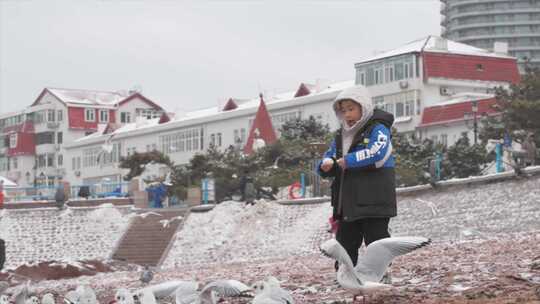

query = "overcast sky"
[0,0,441,115]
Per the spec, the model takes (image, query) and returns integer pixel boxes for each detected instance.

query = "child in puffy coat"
[318,85,397,275]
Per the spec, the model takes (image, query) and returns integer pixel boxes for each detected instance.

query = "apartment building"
[0,88,165,187]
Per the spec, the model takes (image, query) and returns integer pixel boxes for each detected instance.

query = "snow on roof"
[69,80,355,146]
[435,92,494,107]
[47,88,129,106]
[357,36,513,64]
[74,118,161,143]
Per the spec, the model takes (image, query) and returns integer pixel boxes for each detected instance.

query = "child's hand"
[320,158,334,172]
[337,158,346,169]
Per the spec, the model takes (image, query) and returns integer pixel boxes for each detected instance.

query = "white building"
[0,88,166,188]
[63,81,354,185]
[354,35,519,146]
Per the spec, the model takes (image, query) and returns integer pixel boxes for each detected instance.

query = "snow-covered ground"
[1,175,540,303]
[0,204,131,269]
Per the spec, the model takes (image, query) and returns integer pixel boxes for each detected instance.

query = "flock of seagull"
[0,236,430,304]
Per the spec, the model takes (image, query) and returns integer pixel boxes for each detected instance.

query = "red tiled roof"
[158,113,170,124]
[117,93,164,111]
[222,98,238,111]
[244,95,277,155]
[419,98,499,127]
[423,52,520,84]
[294,83,312,98]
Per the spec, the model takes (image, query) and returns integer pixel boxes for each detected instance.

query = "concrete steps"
[111,208,189,267]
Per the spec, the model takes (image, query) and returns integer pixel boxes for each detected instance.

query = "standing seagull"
[0,294,10,304]
[114,289,134,304]
[140,266,154,286]
[252,277,294,304]
[41,293,55,304]
[132,290,156,304]
[320,237,430,303]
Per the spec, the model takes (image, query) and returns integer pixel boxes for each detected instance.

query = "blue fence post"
[300,173,306,198]
[496,142,503,173]
[202,178,208,204]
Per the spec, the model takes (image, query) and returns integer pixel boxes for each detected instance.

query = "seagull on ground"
[140,266,154,285]
[132,289,156,304]
[175,279,251,304]
[320,237,430,303]
[75,285,98,304]
[251,277,294,304]
[0,294,10,304]
[40,293,55,304]
[25,295,39,304]
[114,289,134,304]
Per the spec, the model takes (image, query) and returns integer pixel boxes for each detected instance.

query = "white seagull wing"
[200,279,250,298]
[256,286,294,304]
[356,236,431,282]
[173,281,199,304]
[139,280,187,299]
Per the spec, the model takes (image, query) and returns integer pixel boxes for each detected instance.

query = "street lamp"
[471,100,478,145]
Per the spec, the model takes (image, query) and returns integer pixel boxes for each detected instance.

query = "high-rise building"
[441,0,540,70]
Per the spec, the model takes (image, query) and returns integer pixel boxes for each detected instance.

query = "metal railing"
[4,182,130,202]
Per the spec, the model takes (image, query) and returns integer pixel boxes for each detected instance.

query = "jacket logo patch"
[355,130,388,161]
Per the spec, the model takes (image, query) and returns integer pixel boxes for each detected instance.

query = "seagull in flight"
[320,237,430,303]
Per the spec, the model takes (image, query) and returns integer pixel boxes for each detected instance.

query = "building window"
[160,127,202,154]
[120,112,131,123]
[136,109,161,119]
[58,154,63,167]
[217,133,222,147]
[85,109,95,122]
[210,134,216,146]
[57,110,63,122]
[9,134,17,148]
[37,155,46,168]
[240,128,246,144]
[404,63,410,79]
[101,143,121,166]
[99,110,109,122]
[83,147,101,167]
[35,132,54,145]
[47,154,54,167]
[0,158,8,171]
[395,102,404,118]
[12,157,17,170]
[384,103,395,115]
[405,100,414,117]
[57,132,63,144]
[394,62,404,81]
[47,110,56,122]
[441,134,448,147]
